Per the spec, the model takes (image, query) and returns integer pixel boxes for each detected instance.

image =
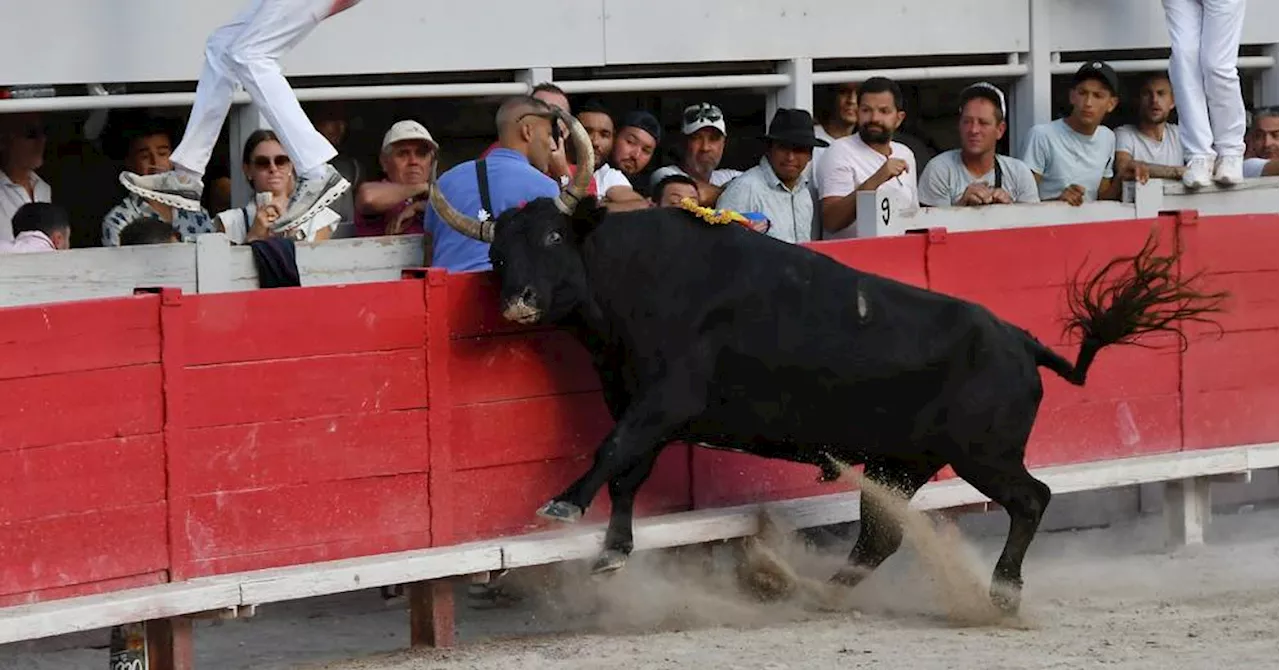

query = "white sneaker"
[271,164,351,231]
[1181,156,1213,189]
[1213,154,1244,186]
[119,169,204,211]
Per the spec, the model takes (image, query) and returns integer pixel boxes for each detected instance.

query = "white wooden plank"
[239,545,502,605]
[0,244,197,308]
[294,235,424,288]
[0,577,240,645]
[194,234,235,293]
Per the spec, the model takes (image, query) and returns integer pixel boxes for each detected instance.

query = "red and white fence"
[0,211,1274,664]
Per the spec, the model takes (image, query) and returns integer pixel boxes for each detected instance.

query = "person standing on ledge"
[1161,0,1248,188]
[119,0,365,234]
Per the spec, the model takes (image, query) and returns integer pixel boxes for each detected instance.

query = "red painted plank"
[1184,330,1278,393]
[1184,387,1279,450]
[690,449,856,509]
[0,503,168,597]
[1039,336,1181,402]
[0,365,162,452]
[928,217,1177,292]
[445,271,552,340]
[183,475,430,561]
[1184,214,1279,274]
[449,444,690,543]
[1182,271,1277,335]
[185,530,432,578]
[182,350,427,428]
[0,572,166,608]
[185,282,426,365]
[452,392,612,471]
[804,234,929,287]
[1026,395,1182,468]
[0,435,164,525]
[449,331,599,406]
[0,295,159,380]
[185,411,430,494]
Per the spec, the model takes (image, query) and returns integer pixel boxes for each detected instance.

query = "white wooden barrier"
[1125,176,1280,218]
[0,442,1273,646]
[0,234,424,309]
[848,176,1279,238]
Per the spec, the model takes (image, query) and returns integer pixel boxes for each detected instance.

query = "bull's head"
[429,107,599,325]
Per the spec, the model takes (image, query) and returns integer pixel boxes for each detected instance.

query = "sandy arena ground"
[1,504,1276,670]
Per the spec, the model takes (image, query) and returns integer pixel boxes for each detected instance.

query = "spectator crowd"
[1,61,1276,264]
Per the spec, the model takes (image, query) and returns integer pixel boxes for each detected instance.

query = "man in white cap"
[649,102,743,206]
[353,120,438,237]
[117,0,366,234]
[1162,0,1248,187]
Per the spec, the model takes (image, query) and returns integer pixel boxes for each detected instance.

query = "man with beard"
[717,108,827,243]
[918,83,1039,207]
[1023,61,1121,205]
[649,102,744,207]
[609,111,662,183]
[353,120,437,237]
[577,101,648,211]
[816,76,919,239]
[1243,107,1278,178]
[1113,73,1185,184]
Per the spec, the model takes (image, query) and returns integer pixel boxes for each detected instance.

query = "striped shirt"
[102,195,218,247]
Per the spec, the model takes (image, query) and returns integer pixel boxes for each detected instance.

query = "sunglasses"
[251,154,292,169]
[683,104,722,125]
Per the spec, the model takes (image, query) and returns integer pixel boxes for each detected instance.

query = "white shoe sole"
[274,176,352,232]
[118,173,203,212]
[1213,173,1243,187]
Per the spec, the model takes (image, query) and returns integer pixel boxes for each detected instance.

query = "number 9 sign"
[879,197,891,226]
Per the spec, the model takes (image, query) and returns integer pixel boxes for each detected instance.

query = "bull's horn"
[428,163,494,243]
[554,107,595,215]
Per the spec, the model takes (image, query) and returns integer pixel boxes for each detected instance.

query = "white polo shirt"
[0,170,52,241]
[816,133,918,239]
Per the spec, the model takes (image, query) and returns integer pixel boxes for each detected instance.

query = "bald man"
[119,0,365,234]
[422,95,562,272]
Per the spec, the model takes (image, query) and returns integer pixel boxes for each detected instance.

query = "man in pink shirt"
[119,0,366,234]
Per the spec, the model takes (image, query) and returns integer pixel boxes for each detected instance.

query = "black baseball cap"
[619,110,662,144]
[1073,60,1119,96]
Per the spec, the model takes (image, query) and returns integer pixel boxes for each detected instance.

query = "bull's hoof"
[535,500,583,524]
[829,565,871,589]
[590,549,629,575]
[990,581,1022,616]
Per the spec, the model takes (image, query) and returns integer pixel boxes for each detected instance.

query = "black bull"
[428,111,1225,614]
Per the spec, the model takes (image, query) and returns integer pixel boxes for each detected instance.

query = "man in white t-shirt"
[1113,72,1186,184]
[816,76,918,240]
[576,100,647,211]
[649,102,743,206]
[1243,107,1278,178]
[812,82,859,170]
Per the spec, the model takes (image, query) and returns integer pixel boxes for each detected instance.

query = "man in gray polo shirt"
[716,109,828,244]
[919,82,1039,207]
[1023,61,1122,205]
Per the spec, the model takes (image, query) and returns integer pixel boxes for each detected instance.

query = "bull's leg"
[592,450,662,574]
[831,455,942,589]
[950,460,1051,615]
[537,375,703,524]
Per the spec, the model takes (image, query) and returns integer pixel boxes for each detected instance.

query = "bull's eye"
[545,230,563,246]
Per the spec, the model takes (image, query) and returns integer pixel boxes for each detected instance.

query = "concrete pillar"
[767,58,813,128]
[519,67,554,91]
[1257,44,1278,108]
[228,102,268,208]
[1010,0,1052,158]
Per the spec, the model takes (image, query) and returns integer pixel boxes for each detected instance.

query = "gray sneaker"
[119,170,204,211]
[272,164,351,232]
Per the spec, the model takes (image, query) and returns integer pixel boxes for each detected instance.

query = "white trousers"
[171,0,360,176]
[1162,0,1247,159]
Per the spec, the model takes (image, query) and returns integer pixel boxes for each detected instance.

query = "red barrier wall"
[0,213,1273,606]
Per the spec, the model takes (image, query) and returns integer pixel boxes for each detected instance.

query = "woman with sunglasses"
[215,129,340,243]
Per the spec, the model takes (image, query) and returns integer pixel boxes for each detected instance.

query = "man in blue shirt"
[424,96,562,272]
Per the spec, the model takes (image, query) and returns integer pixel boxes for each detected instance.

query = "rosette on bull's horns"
[427,161,494,243]
[553,106,595,215]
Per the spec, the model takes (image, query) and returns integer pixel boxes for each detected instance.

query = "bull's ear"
[569,197,606,242]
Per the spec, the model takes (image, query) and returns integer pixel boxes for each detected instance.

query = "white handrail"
[1051,55,1277,75]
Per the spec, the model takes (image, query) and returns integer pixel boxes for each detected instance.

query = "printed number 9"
[879,198,891,226]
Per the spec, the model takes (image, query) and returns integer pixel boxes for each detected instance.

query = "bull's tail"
[1032,226,1228,387]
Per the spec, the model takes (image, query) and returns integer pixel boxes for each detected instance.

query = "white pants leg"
[224,0,339,177]
[1200,0,1247,157]
[1164,0,1212,160]
[170,0,263,175]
